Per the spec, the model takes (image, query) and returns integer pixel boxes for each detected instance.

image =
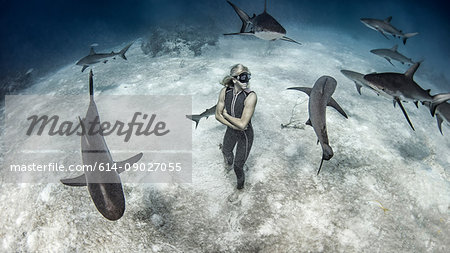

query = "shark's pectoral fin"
[287,87,312,96]
[60,174,87,187]
[377,29,390,40]
[384,57,394,66]
[115,152,144,173]
[81,65,89,72]
[436,115,444,135]
[354,82,362,95]
[327,97,348,119]
[414,101,419,108]
[393,100,397,108]
[280,36,302,45]
[395,97,415,131]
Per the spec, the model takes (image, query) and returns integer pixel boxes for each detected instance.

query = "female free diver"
[215,64,257,190]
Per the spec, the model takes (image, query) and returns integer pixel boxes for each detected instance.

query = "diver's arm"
[223,92,257,130]
[215,88,239,130]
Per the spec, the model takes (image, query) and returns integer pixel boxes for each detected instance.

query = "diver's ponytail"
[221,75,234,87]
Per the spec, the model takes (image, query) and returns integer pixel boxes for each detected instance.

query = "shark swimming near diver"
[288,76,348,175]
[60,70,143,221]
[360,16,418,45]
[224,0,301,45]
[186,105,217,129]
[363,62,450,131]
[76,42,133,72]
[370,45,415,66]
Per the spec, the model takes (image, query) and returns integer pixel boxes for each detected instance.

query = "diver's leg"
[222,128,237,170]
[234,127,254,189]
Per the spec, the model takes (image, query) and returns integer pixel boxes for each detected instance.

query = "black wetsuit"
[222,86,254,189]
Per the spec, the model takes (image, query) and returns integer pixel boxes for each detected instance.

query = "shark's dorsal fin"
[384,16,392,23]
[115,152,143,173]
[391,44,398,51]
[89,47,96,55]
[405,62,420,79]
[89,70,94,97]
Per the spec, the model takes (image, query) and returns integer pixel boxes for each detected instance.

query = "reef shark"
[370,45,415,66]
[76,42,133,72]
[60,70,143,221]
[360,16,418,45]
[364,62,450,131]
[288,76,348,175]
[224,0,301,44]
[186,105,217,129]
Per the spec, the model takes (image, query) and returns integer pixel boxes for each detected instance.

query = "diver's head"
[221,64,251,89]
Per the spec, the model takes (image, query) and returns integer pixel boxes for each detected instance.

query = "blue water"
[1,0,449,87]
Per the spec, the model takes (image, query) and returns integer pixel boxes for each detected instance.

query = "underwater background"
[1,0,449,86]
[1,0,449,252]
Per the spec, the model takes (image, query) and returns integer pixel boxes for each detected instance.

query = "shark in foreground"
[186,105,217,129]
[76,42,133,72]
[225,0,301,45]
[360,16,418,45]
[363,62,450,131]
[370,45,415,66]
[288,76,348,175]
[60,70,143,221]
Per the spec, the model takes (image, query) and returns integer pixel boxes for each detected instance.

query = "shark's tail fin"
[89,70,94,98]
[430,93,450,116]
[186,114,201,129]
[318,145,333,175]
[227,0,251,33]
[402,32,418,45]
[119,42,133,60]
